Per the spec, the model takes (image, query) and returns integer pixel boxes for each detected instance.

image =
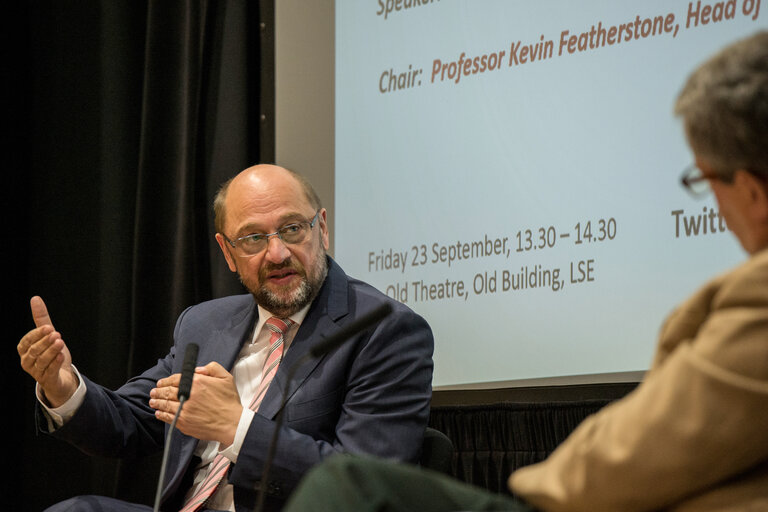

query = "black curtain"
[428,400,616,496]
[7,1,269,509]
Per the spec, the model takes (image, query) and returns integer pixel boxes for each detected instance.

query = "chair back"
[419,427,454,475]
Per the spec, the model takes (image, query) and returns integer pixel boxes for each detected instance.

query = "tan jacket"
[509,249,768,511]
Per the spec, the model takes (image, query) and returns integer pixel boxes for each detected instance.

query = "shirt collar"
[252,302,311,342]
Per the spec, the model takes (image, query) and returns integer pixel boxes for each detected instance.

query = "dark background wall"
[7,1,271,509]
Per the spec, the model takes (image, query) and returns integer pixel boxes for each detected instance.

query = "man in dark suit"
[17,164,434,512]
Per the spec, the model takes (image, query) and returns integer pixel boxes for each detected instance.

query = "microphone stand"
[153,396,188,512]
[153,343,198,512]
[253,352,312,512]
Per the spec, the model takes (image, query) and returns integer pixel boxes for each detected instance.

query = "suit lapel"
[257,257,350,419]
[165,296,258,498]
[204,297,259,371]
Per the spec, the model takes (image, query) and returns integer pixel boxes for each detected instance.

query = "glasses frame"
[223,209,321,255]
[680,164,731,198]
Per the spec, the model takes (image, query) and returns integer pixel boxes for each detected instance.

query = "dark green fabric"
[284,454,535,512]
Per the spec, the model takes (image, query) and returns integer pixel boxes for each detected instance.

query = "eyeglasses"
[223,210,321,256]
[680,164,731,198]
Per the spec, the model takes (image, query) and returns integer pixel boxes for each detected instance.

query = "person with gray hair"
[675,31,768,182]
[281,30,768,512]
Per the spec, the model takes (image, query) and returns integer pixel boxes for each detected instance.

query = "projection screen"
[277,0,766,388]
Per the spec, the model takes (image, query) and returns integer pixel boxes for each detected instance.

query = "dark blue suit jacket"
[43,258,434,511]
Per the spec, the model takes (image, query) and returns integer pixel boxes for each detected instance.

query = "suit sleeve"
[40,353,175,458]
[508,266,768,511]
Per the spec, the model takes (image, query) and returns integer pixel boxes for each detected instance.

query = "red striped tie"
[179,317,293,512]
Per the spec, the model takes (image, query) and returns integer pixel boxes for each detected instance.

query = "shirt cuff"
[219,407,256,463]
[36,365,86,430]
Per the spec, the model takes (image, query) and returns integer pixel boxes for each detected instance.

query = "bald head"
[214,164,322,236]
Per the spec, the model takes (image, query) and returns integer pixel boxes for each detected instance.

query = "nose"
[264,234,291,264]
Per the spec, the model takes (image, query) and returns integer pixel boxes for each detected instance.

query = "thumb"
[30,296,54,328]
[197,361,229,378]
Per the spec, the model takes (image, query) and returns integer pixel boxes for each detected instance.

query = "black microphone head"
[177,343,199,401]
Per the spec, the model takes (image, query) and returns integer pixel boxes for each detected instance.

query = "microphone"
[178,342,199,401]
[153,343,200,512]
[253,303,392,512]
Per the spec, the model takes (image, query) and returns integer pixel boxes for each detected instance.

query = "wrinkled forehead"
[224,170,315,234]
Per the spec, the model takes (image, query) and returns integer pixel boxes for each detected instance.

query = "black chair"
[419,427,454,475]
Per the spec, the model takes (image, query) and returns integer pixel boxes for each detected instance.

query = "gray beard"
[248,256,328,318]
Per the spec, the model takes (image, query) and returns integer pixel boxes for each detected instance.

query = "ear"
[734,170,768,222]
[215,233,239,273]
[318,208,330,250]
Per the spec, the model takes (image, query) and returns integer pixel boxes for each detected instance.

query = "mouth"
[266,267,299,286]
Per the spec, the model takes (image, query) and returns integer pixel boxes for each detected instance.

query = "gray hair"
[675,30,768,178]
